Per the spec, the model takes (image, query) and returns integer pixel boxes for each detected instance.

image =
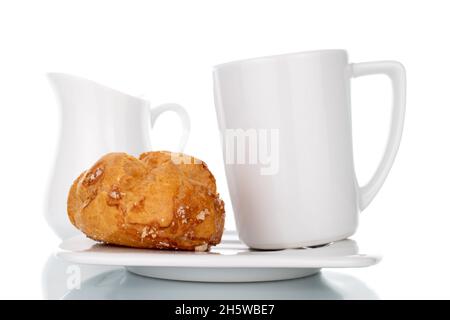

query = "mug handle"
[149,103,191,152]
[351,61,406,210]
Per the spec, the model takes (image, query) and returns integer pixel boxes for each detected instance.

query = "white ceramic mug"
[213,50,406,249]
[46,73,190,239]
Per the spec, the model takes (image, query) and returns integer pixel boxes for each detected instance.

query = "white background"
[0,0,449,299]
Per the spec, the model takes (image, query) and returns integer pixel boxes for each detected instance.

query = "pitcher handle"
[149,103,191,152]
[351,61,406,210]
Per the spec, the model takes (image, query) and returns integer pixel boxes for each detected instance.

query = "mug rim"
[213,49,347,71]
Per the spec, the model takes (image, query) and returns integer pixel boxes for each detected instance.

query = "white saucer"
[57,231,381,282]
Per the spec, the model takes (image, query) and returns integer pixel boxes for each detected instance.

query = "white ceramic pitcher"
[46,73,190,239]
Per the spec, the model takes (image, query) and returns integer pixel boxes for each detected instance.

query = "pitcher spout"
[47,72,146,114]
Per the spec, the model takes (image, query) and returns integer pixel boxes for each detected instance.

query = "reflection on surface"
[42,255,378,300]
[42,254,118,300]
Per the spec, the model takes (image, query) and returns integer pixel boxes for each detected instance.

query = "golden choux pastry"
[67,151,225,251]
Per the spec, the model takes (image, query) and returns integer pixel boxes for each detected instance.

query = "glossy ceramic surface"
[57,231,380,282]
[213,50,406,249]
